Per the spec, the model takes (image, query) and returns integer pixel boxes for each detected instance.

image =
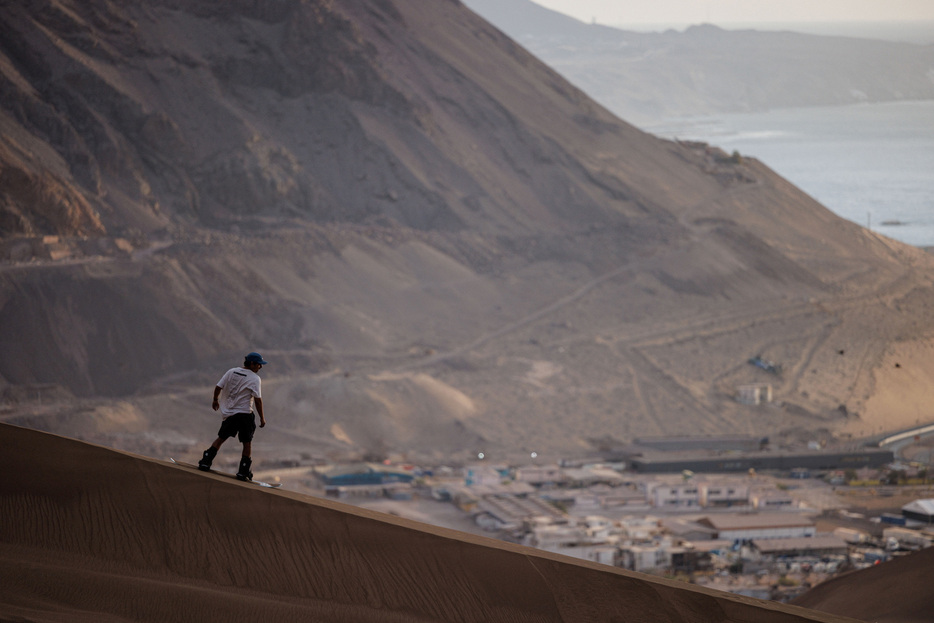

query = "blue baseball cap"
[245,352,268,365]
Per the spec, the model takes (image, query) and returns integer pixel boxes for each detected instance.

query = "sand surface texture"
[0,423,868,623]
[792,545,934,623]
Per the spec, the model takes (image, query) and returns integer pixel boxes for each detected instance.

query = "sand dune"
[0,422,864,622]
[792,545,934,623]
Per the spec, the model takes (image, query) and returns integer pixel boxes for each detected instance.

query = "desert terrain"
[1,422,893,623]
[3,0,934,469]
[4,0,934,620]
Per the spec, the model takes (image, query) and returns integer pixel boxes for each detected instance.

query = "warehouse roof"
[752,535,848,554]
[698,513,814,531]
[903,499,934,518]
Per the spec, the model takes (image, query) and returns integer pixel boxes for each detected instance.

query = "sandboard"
[170,458,282,488]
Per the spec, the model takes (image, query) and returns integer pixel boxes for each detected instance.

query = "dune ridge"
[791,545,934,623]
[0,422,864,622]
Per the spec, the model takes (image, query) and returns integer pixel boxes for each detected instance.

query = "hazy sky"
[533,0,934,26]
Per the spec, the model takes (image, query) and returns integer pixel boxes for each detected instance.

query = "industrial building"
[902,499,934,525]
[750,535,848,559]
[632,435,766,453]
[697,513,815,542]
[314,462,417,498]
[629,449,893,474]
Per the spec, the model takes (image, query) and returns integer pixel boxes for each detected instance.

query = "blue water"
[645,101,934,247]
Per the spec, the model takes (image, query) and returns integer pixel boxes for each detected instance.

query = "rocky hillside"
[3,0,934,463]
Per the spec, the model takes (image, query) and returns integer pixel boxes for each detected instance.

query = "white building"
[642,475,764,510]
[523,516,620,566]
[699,482,749,507]
[737,384,772,405]
[624,538,679,572]
[697,513,815,542]
[646,482,701,509]
[749,489,796,510]
[464,465,508,486]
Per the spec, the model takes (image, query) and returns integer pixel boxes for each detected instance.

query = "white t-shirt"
[216,367,262,417]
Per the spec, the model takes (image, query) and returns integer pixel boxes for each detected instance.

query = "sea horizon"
[612,20,934,45]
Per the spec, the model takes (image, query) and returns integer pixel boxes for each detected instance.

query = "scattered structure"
[902,498,934,524]
[748,355,782,375]
[696,513,816,542]
[314,462,417,498]
[883,526,933,551]
[629,449,893,474]
[474,494,565,532]
[288,448,934,605]
[633,435,766,453]
[737,384,772,405]
[750,535,848,559]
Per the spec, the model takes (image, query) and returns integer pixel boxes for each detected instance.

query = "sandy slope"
[0,422,862,623]
[792,546,934,623]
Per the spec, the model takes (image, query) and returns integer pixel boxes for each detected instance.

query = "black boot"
[236,457,253,481]
[198,446,217,471]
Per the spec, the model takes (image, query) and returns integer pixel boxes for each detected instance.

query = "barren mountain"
[3,0,934,465]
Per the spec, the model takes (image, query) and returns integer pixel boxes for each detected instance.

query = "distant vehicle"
[748,355,782,375]
[880,512,907,526]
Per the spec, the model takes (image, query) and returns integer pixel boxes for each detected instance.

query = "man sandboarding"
[197,352,268,481]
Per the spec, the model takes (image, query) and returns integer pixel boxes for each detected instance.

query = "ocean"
[645,100,934,248]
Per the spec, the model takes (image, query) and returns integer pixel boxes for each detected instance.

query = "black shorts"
[217,412,256,443]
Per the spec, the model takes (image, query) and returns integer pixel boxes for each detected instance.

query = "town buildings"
[303,452,933,602]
